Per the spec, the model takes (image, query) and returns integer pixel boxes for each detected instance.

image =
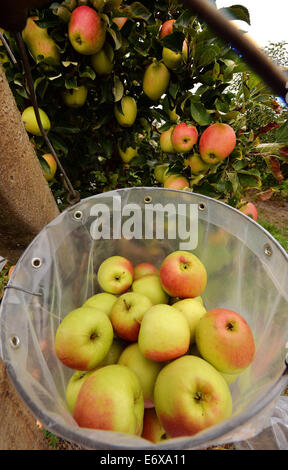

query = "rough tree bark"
[0,65,59,264]
[0,64,60,449]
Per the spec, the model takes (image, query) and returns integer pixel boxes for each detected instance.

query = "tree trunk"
[0,64,60,449]
[0,64,59,264]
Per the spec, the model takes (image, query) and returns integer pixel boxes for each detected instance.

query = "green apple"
[21,106,51,136]
[159,126,175,153]
[73,364,144,435]
[195,308,255,374]
[162,40,188,70]
[54,306,114,370]
[83,292,117,317]
[138,304,190,362]
[114,96,137,127]
[141,408,168,443]
[118,343,163,408]
[65,369,95,414]
[62,85,88,108]
[184,153,210,175]
[132,274,169,305]
[173,298,207,343]
[143,60,170,101]
[160,250,207,299]
[97,255,134,295]
[110,292,153,341]
[154,355,233,437]
[154,164,169,184]
[118,143,139,163]
[91,43,114,75]
[97,337,127,367]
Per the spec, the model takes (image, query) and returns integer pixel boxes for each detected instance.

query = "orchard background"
[0,0,288,211]
[0,0,288,450]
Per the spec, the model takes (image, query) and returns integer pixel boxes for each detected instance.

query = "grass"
[258,219,288,253]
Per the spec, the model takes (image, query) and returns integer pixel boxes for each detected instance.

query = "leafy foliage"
[1,0,287,209]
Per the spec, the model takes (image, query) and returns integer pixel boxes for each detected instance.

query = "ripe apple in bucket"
[110,292,153,341]
[97,255,134,294]
[141,408,168,443]
[134,262,159,280]
[160,250,207,299]
[54,307,114,370]
[118,343,163,408]
[73,364,144,434]
[154,355,233,438]
[138,304,190,362]
[173,298,207,343]
[195,308,255,374]
[132,274,169,305]
[83,292,117,316]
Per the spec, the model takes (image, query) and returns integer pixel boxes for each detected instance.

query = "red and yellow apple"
[73,364,144,435]
[239,202,258,221]
[141,408,168,443]
[160,250,207,299]
[154,355,233,437]
[138,304,190,362]
[41,153,57,181]
[110,292,153,342]
[159,19,176,38]
[134,262,159,280]
[195,308,255,374]
[199,123,236,164]
[171,122,198,153]
[68,5,106,55]
[97,255,134,294]
[163,174,189,190]
[54,306,114,370]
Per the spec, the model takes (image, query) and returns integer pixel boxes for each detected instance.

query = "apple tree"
[1,0,288,210]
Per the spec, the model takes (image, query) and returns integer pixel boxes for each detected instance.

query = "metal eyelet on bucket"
[144,195,152,204]
[31,257,42,269]
[264,244,273,257]
[198,202,206,211]
[9,335,20,349]
[73,210,83,221]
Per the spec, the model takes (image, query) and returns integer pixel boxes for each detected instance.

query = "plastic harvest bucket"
[0,187,287,450]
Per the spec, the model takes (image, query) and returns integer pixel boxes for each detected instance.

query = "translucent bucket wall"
[0,188,287,450]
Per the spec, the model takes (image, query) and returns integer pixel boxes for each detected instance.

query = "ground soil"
[255,197,288,227]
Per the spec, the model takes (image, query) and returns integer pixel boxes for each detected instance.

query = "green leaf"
[113,76,124,102]
[190,97,212,126]
[128,2,152,21]
[79,66,96,80]
[238,170,262,190]
[107,27,122,50]
[162,31,185,53]
[275,121,288,143]
[219,5,251,25]
[64,76,78,89]
[39,156,51,175]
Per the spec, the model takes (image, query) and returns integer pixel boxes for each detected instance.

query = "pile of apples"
[54,250,255,442]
